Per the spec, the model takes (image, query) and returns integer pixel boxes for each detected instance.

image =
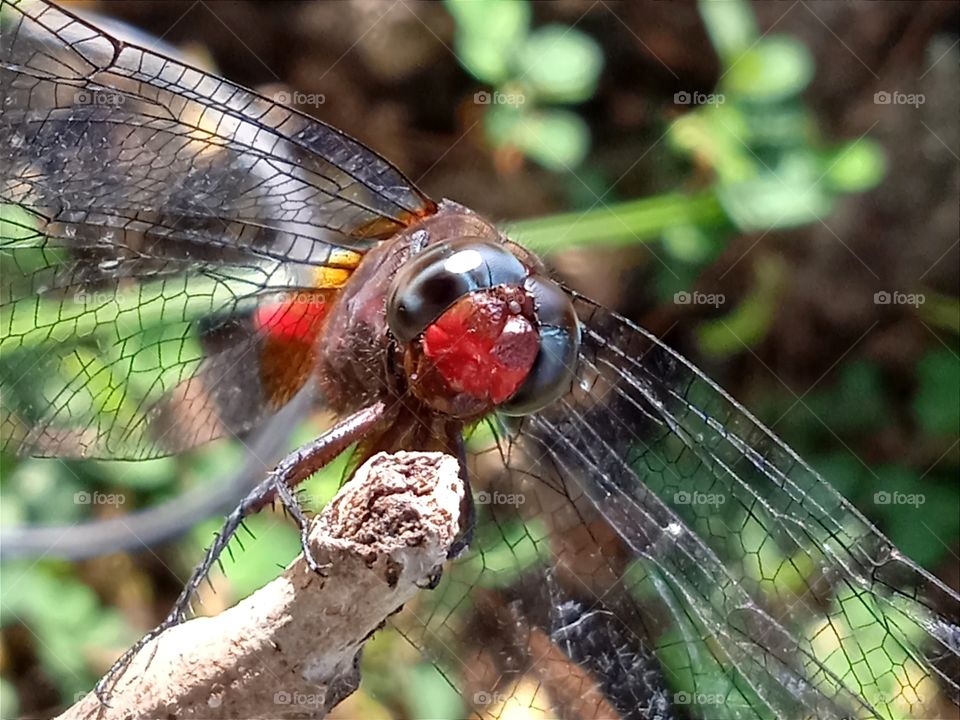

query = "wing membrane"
[495,294,959,718]
[0,0,435,458]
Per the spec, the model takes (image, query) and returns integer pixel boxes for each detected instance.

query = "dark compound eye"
[386,239,528,343]
[499,276,580,416]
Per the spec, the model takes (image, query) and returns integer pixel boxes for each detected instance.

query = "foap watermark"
[74,490,126,507]
[73,289,118,305]
[674,691,727,707]
[473,690,508,707]
[273,690,325,708]
[674,290,725,308]
[475,490,525,507]
[674,90,725,106]
[874,290,925,307]
[273,90,326,108]
[873,90,925,108]
[874,490,925,508]
[75,88,125,106]
[674,490,726,508]
[474,90,525,107]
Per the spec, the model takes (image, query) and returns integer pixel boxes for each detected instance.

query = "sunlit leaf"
[446,0,530,84]
[517,25,603,104]
[824,139,886,192]
[493,108,590,170]
[723,35,814,102]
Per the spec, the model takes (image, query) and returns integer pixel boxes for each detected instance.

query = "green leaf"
[718,151,834,230]
[804,361,888,434]
[723,36,814,102]
[661,224,716,263]
[190,513,301,601]
[740,102,814,149]
[669,105,757,182]
[467,515,547,589]
[516,25,603,103]
[696,290,773,355]
[446,0,530,84]
[0,203,38,242]
[697,255,785,356]
[89,457,177,492]
[0,561,131,698]
[917,291,960,333]
[0,677,19,720]
[698,0,758,63]
[811,585,929,718]
[812,452,869,506]
[914,350,960,436]
[653,560,768,718]
[404,662,465,720]
[887,482,959,568]
[823,138,886,193]
[496,108,590,170]
[3,458,87,524]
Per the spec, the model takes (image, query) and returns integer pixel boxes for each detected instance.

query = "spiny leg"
[447,429,475,559]
[273,473,327,575]
[94,401,387,704]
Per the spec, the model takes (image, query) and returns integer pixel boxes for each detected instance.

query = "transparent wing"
[400,294,958,719]
[394,446,679,720]
[495,293,959,718]
[0,0,436,458]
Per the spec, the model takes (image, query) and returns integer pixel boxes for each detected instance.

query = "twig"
[59,451,464,720]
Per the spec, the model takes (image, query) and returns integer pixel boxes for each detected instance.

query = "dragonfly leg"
[416,566,444,590]
[446,430,475,559]
[94,401,387,705]
[272,473,329,576]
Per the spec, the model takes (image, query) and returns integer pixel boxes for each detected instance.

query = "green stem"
[505,190,727,253]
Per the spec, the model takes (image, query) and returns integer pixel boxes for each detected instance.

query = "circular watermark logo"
[674,290,725,308]
[273,90,326,107]
[674,90,725,106]
[475,490,525,506]
[873,290,924,307]
[74,490,126,507]
[873,490,925,508]
[873,90,925,107]
[74,88,126,106]
[674,490,726,507]
[474,90,525,107]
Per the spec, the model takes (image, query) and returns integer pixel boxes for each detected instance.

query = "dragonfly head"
[386,238,580,419]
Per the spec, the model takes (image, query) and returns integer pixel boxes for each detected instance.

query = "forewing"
[0,0,435,458]
[488,293,960,718]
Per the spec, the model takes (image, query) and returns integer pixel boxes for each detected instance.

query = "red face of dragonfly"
[1,2,958,719]
[312,206,581,425]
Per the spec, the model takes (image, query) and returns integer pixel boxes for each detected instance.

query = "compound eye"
[500,278,580,416]
[387,239,527,343]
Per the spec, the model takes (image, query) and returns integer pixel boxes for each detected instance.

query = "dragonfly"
[1,1,958,718]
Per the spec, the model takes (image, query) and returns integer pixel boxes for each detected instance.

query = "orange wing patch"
[255,250,363,409]
[350,202,439,240]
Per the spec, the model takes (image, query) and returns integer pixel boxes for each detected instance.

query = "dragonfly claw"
[417,565,444,590]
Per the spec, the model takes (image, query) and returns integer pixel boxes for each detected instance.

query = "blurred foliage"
[1,0,957,718]
[446,0,603,169]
